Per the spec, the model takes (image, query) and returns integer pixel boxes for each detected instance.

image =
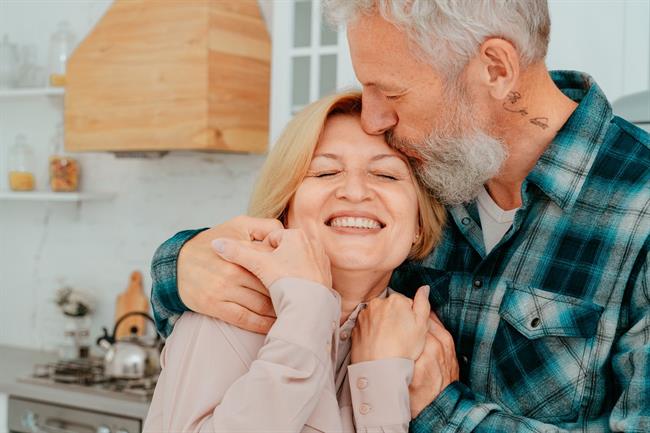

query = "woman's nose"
[335,172,373,202]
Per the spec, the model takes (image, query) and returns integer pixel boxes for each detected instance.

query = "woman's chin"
[328,253,399,274]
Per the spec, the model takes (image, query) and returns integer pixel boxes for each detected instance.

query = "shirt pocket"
[488,283,604,423]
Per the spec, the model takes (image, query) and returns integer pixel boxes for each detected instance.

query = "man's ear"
[476,38,520,100]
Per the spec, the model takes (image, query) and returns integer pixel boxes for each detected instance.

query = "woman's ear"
[476,37,521,101]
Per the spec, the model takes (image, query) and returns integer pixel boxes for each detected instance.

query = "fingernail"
[211,238,226,254]
[422,285,430,297]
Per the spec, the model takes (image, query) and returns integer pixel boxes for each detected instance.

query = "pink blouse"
[143,277,413,433]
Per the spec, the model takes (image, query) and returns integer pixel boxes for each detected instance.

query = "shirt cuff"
[266,277,340,364]
[348,358,414,428]
[409,381,473,433]
[150,228,208,336]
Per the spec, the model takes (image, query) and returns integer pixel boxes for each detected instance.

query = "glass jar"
[48,21,76,87]
[49,123,80,192]
[61,315,92,360]
[8,134,36,191]
[0,34,20,88]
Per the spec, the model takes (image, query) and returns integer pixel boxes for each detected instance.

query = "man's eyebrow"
[365,81,405,93]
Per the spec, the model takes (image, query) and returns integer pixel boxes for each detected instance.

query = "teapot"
[96,311,162,379]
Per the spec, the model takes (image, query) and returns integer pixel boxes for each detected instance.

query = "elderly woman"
[143,92,446,433]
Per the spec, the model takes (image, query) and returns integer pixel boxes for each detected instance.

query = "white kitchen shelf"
[0,87,64,98]
[0,191,114,202]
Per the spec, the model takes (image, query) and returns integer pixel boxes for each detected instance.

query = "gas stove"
[18,357,157,402]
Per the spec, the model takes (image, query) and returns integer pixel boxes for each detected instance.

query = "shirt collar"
[526,70,613,211]
[342,287,391,328]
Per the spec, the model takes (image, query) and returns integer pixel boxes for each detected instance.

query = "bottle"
[0,34,20,88]
[8,134,36,191]
[48,21,76,87]
[49,123,80,192]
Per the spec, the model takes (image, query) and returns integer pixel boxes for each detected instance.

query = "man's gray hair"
[324,0,550,77]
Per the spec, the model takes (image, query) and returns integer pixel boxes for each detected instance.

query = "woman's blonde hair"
[248,91,446,260]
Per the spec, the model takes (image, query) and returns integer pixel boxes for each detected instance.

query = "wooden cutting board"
[115,271,150,339]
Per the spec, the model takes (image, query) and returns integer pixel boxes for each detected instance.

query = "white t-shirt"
[476,187,519,254]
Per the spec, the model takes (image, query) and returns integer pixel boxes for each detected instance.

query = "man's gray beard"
[388,128,508,206]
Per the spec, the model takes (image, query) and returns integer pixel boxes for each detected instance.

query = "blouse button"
[359,403,372,415]
[356,377,368,390]
[340,331,350,341]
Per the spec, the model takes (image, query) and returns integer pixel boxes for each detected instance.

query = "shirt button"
[356,377,368,390]
[461,355,469,365]
[530,317,541,328]
[473,279,482,288]
[359,403,371,415]
[340,331,350,341]
[461,217,471,225]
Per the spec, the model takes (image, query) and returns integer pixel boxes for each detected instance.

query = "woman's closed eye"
[372,172,400,181]
[312,170,341,178]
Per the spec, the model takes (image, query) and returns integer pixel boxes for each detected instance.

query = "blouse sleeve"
[143,277,340,433]
[347,358,414,433]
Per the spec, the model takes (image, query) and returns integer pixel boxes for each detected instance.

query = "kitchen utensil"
[96,311,162,379]
[114,270,149,339]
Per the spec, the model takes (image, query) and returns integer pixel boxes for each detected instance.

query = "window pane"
[293,1,312,48]
[320,15,337,46]
[319,54,337,97]
[292,56,311,108]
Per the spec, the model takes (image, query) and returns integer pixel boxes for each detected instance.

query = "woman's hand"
[212,228,332,289]
[350,286,430,363]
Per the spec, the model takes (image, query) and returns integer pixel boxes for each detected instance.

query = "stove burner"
[27,358,157,400]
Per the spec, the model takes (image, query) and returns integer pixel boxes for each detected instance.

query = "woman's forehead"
[317,115,404,160]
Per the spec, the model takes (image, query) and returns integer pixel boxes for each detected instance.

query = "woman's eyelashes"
[313,170,340,178]
[372,172,400,181]
[311,170,402,181]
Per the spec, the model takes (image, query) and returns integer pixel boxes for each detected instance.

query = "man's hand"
[409,312,460,419]
[177,216,283,334]
[350,286,430,363]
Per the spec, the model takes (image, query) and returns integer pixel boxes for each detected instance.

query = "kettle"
[96,311,162,379]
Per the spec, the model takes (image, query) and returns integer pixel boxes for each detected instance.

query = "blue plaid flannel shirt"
[150,71,650,432]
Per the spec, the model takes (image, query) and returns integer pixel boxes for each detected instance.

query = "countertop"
[0,345,150,420]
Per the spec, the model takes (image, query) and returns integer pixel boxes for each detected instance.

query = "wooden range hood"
[65,0,270,154]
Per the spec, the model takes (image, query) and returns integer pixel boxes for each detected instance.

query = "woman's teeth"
[329,217,382,229]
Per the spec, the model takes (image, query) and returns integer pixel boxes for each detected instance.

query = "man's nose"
[361,95,397,135]
[335,172,373,202]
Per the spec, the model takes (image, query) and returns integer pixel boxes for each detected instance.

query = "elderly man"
[149,1,649,431]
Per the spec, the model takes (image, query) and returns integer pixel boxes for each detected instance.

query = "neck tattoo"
[502,91,549,130]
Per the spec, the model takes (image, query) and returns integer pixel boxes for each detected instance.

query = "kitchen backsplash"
[0,151,266,350]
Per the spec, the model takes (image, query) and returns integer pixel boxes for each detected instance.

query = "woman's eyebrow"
[370,154,409,164]
[312,153,340,160]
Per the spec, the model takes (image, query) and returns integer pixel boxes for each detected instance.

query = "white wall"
[546,0,650,102]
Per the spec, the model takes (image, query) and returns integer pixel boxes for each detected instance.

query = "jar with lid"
[49,123,80,192]
[8,134,36,191]
[48,21,76,87]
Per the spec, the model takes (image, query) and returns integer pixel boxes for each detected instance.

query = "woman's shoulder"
[168,312,266,366]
